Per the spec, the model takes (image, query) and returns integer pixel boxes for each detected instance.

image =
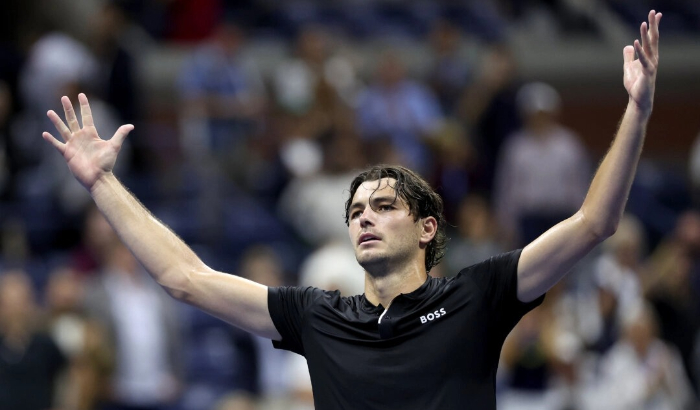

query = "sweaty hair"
[344,165,447,272]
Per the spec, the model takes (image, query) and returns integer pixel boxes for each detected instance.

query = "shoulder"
[456,250,522,277]
[270,285,330,303]
[270,285,358,312]
[453,250,522,293]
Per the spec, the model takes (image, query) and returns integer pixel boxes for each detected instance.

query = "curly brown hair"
[344,165,447,272]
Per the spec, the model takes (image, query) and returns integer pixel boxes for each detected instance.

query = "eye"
[377,205,393,212]
[351,210,362,219]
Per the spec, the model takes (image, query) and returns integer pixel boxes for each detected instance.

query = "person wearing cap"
[494,81,591,248]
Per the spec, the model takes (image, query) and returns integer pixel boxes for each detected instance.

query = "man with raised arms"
[43,11,662,410]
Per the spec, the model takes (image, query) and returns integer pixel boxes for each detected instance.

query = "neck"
[364,263,428,307]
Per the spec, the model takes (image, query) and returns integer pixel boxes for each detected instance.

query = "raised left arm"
[517,10,662,302]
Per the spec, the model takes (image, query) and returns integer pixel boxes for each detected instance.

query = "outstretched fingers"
[640,21,651,57]
[623,45,636,65]
[641,11,662,63]
[78,93,94,128]
[47,110,72,142]
[110,124,134,150]
[634,39,651,70]
[42,131,66,155]
[649,11,661,46]
[61,96,81,133]
[628,11,662,72]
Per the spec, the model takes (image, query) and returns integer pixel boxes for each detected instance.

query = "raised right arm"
[43,94,281,340]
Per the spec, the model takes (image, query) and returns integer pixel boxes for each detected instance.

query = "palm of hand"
[623,58,654,110]
[622,11,661,114]
[42,94,133,190]
[62,126,120,189]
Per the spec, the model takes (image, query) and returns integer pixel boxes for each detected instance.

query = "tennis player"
[43,10,662,409]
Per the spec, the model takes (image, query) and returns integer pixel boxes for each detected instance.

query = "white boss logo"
[420,308,447,324]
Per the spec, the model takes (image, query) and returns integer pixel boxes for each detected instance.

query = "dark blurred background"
[2,1,700,410]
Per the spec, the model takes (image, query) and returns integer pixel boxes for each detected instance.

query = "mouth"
[358,233,380,245]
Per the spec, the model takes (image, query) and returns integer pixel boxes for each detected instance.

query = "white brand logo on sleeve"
[420,308,447,324]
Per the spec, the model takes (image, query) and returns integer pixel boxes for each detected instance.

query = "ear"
[419,216,438,246]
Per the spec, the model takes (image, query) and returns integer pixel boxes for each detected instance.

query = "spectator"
[356,51,443,175]
[272,25,359,182]
[643,218,700,395]
[0,269,67,410]
[19,31,98,115]
[591,214,646,317]
[179,305,259,410]
[272,25,356,118]
[429,120,477,221]
[83,231,183,410]
[178,20,266,163]
[297,240,365,296]
[565,214,648,357]
[178,20,268,241]
[87,2,140,127]
[581,302,695,409]
[494,81,590,247]
[458,43,523,194]
[574,268,624,355]
[426,19,478,116]
[44,266,113,410]
[71,204,121,276]
[278,129,367,246]
[13,32,101,217]
[238,245,294,409]
[499,291,567,410]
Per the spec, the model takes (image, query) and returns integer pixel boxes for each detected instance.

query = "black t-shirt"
[0,332,66,410]
[268,250,544,410]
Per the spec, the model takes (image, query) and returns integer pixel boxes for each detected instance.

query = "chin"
[356,252,389,273]
[357,255,391,277]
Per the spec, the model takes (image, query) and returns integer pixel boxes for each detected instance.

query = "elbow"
[157,270,191,301]
[596,224,619,243]
[579,209,619,242]
[157,263,204,303]
[162,281,191,302]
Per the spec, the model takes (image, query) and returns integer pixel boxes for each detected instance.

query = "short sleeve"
[463,249,544,334]
[268,286,325,356]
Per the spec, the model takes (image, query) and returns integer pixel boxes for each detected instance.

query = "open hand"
[623,10,661,115]
[42,94,133,191]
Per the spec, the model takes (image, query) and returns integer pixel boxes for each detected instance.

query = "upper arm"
[174,267,281,340]
[517,211,604,302]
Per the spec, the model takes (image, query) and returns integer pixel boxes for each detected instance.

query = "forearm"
[89,173,203,296]
[517,102,650,301]
[90,174,279,338]
[517,11,660,302]
[44,93,278,338]
[580,101,651,238]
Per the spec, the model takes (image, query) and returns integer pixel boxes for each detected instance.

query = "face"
[348,178,435,274]
[0,271,35,323]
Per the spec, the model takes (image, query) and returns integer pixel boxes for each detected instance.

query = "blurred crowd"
[2,1,700,410]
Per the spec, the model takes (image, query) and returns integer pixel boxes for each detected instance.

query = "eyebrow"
[349,195,397,212]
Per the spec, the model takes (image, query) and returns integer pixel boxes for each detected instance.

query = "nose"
[359,207,374,228]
